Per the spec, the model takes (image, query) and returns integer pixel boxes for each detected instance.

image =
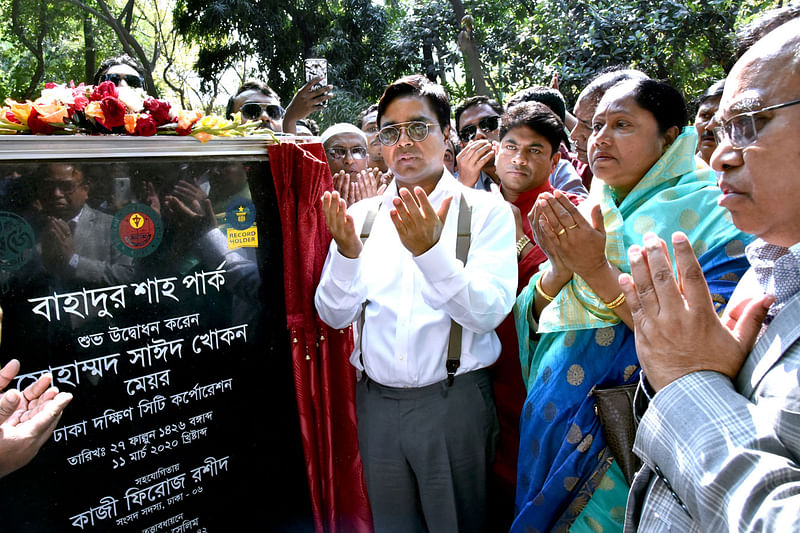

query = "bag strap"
[359,193,472,386]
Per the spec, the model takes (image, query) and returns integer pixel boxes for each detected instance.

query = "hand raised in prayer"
[348,168,382,204]
[529,197,572,294]
[390,187,452,257]
[534,191,607,279]
[41,217,75,272]
[171,178,207,214]
[321,190,362,259]
[619,232,773,391]
[377,170,393,195]
[455,140,496,188]
[0,356,73,478]
[331,170,352,205]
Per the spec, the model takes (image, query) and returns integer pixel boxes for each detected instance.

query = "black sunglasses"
[459,115,500,143]
[240,102,285,121]
[102,73,144,89]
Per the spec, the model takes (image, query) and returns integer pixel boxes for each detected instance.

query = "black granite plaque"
[0,155,312,532]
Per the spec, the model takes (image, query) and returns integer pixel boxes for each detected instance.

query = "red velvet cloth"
[269,142,373,533]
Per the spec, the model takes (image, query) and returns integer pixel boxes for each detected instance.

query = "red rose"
[134,115,157,136]
[99,96,126,128]
[27,109,53,134]
[143,98,172,125]
[91,81,118,102]
[72,95,89,113]
[44,82,57,89]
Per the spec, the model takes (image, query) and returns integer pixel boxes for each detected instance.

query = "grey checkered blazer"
[625,268,800,532]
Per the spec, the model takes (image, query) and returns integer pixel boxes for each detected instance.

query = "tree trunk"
[63,0,159,96]
[448,0,489,96]
[11,0,47,99]
[84,14,96,84]
[422,36,437,83]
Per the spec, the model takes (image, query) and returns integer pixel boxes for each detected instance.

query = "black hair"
[93,54,145,85]
[454,95,504,131]
[614,78,688,134]
[696,79,725,111]
[225,80,280,119]
[357,103,379,129]
[499,101,565,155]
[377,74,451,132]
[579,67,650,107]
[505,86,567,123]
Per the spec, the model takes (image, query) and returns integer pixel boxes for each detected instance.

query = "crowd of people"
[2,3,800,532]
[312,3,800,532]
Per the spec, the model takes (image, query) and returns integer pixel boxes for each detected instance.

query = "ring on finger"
[557,228,567,236]
[567,223,579,230]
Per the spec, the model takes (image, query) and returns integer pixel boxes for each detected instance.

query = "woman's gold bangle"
[535,275,556,302]
[605,292,626,309]
[516,235,531,257]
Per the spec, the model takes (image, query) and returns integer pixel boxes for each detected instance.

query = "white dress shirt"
[315,170,517,388]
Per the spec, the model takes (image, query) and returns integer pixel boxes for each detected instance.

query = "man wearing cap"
[320,123,370,176]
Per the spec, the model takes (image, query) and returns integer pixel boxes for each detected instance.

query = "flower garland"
[0,81,265,143]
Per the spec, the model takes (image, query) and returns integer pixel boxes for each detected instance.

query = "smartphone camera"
[304,58,328,108]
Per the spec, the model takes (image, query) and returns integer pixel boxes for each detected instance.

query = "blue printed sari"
[511,128,753,533]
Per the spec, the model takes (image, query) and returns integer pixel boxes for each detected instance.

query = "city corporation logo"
[112,203,163,258]
[0,211,35,272]
[225,197,256,231]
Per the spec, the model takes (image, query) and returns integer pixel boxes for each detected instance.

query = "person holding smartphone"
[226,77,331,134]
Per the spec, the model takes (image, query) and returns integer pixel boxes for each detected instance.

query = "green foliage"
[468,0,779,108]
[172,0,394,109]
[0,0,786,121]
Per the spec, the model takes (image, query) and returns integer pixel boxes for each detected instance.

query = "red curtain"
[269,142,373,533]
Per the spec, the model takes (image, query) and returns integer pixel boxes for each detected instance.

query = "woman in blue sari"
[512,78,753,532]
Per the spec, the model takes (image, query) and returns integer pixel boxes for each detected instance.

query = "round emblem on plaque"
[0,211,35,272]
[112,203,163,258]
[225,197,256,230]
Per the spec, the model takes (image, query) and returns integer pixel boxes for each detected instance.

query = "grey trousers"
[356,369,498,533]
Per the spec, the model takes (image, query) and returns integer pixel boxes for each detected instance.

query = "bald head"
[710,19,800,247]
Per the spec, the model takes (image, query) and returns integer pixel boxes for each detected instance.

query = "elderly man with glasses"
[315,74,516,532]
[620,17,800,533]
[320,123,370,176]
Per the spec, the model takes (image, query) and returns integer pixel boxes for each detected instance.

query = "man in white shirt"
[315,74,516,532]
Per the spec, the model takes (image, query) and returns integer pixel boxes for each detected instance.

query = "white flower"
[116,86,146,113]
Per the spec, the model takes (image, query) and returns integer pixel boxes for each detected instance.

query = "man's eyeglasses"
[102,73,144,89]
[327,146,368,160]
[41,180,84,194]
[458,115,500,143]
[378,121,436,146]
[712,98,800,149]
[240,102,285,122]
